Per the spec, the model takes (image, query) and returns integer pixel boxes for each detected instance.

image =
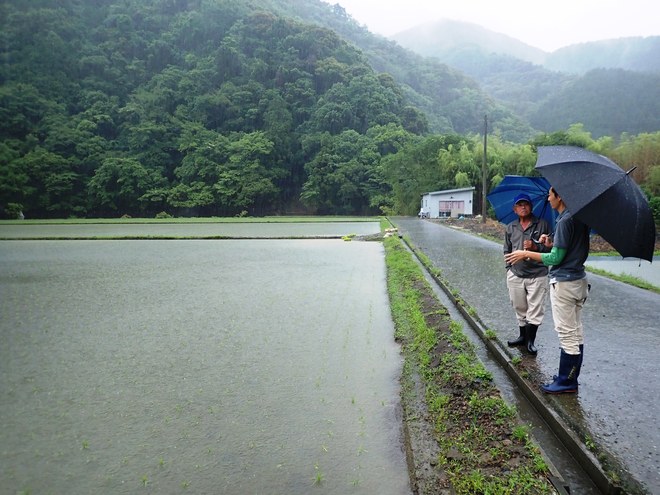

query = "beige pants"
[549,278,589,355]
[506,271,548,327]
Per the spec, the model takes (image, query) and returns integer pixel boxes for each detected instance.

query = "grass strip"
[585,266,660,294]
[384,234,556,494]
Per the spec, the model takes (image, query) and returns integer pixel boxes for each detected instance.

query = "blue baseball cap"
[513,193,532,205]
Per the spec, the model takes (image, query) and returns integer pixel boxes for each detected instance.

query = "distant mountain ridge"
[386,18,660,137]
[545,36,660,73]
[391,19,660,74]
[392,19,546,66]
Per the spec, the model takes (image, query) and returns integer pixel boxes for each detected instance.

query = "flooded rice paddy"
[0,222,380,239]
[0,223,411,494]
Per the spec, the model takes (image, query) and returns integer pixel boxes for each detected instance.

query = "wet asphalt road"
[392,217,660,494]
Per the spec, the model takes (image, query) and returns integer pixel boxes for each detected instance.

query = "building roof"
[421,187,476,196]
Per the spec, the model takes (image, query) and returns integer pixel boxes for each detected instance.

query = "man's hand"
[504,250,527,265]
[539,234,553,248]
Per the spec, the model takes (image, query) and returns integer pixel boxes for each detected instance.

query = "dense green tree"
[9,147,82,217]
[301,130,380,214]
[214,132,278,215]
[0,143,30,213]
[611,132,660,184]
[382,135,450,214]
[88,157,166,216]
[165,182,215,210]
[0,83,58,141]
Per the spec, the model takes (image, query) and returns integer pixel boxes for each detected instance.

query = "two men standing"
[505,187,590,394]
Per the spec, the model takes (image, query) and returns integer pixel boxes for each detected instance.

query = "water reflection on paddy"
[0,221,380,239]
[0,231,411,494]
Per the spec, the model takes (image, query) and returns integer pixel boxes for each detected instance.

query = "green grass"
[586,266,660,294]
[384,235,555,494]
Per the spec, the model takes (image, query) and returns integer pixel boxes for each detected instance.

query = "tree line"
[1,0,658,224]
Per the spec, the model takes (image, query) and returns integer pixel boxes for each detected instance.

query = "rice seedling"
[312,464,325,485]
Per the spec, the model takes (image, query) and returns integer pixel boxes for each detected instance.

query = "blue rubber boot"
[553,344,584,383]
[541,350,580,394]
[575,344,584,384]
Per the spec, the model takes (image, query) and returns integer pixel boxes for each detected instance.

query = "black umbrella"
[535,146,656,262]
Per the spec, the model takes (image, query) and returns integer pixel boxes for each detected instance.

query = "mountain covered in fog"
[389,19,660,135]
[391,19,660,74]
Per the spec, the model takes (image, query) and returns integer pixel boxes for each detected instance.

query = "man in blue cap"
[503,193,551,355]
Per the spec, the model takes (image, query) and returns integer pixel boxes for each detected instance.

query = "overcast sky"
[328,0,659,52]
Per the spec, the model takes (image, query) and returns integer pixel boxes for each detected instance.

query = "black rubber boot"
[525,324,538,355]
[507,326,527,347]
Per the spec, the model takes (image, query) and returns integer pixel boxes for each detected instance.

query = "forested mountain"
[0,0,538,219]
[529,69,660,138]
[1,0,430,218]
[391,20,660,138]
[263,0,533,140]
[1,0,658,221]
[545,37,660,74]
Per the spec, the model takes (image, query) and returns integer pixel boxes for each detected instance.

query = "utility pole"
[481,114,488,223]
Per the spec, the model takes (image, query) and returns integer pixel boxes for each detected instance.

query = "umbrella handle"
[531,230,554,246]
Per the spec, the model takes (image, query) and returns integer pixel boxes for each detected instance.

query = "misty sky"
[329,0,659,52]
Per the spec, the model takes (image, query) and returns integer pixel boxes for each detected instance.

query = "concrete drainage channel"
[401,237,613,495]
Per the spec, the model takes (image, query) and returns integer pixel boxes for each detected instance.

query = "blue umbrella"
[487,175,557,228]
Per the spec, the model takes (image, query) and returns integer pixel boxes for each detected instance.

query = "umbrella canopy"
[487,175,557,228]
[535,146,656,261]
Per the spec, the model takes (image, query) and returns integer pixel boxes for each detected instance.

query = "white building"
[419,187,475,218]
